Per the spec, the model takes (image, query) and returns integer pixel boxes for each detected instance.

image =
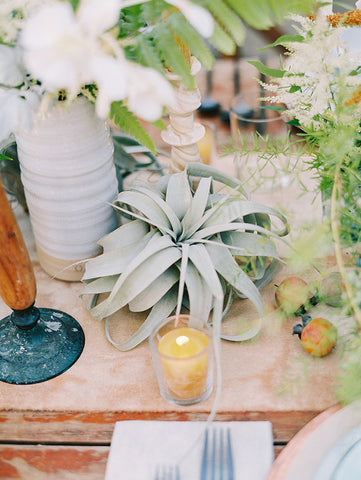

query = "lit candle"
[157,327,210,400]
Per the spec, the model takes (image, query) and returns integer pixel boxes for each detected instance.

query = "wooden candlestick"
[0,175,36,311]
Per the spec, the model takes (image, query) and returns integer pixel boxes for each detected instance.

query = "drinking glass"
[229,88,289,189]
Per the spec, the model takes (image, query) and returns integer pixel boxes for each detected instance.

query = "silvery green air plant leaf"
[82,163,289,350]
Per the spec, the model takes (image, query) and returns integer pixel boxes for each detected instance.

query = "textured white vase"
[15,97,118,281]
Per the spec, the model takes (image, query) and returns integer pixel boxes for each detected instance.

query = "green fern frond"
[151,118,167,130]
[134,35,164,73]
[224,0,316,30]
[117,6,144,38]
[152,23,195,90]
[225,0,273,30]
[69,0,80,10]
[209,19,236,56]
[266,0,291,23]
[140,0,169,24]
[276,0,316,16]
[110,102,156,154]
[165,13,214,71]
[202,0,245,45]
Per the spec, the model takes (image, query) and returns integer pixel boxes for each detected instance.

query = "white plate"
[312,423,361,479]
[282,400,361,480]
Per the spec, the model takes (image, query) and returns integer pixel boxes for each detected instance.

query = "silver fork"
[154,465,181,480]
[200,427,234,480]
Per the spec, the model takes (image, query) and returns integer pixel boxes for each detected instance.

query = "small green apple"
[275,276,309,315]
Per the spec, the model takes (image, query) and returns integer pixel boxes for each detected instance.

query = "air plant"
[82,162,289,351]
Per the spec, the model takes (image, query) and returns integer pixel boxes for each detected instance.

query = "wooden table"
[0,59,341,480]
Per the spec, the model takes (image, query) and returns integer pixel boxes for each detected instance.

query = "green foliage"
[225,0,274,30]
[112,134,163,191]
[225,91,361,404]
[259,34,305,51]
[117,6,144,39]
[110,102,156,154]
[202,0,245,45]
[337,331,361,406]
[140,0,168,23]
[209,20,237,56]
[114,0,317,94]
[222,0,316,30]
[248,60,285,78]
[153,23,195,89]
[68,0,80,10]
[166,13,214,71]
[133,35,164,73]
[0,142,27,212]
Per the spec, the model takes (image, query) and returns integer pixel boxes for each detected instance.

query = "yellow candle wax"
[158,327,210,400]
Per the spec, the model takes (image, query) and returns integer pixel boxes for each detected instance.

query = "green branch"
[330,164,361,331]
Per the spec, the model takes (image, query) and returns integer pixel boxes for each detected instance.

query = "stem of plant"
[330,164,361,331]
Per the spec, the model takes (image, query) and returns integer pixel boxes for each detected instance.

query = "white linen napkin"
[105,420,274,480]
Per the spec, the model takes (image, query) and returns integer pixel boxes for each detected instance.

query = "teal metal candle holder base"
[0,306,85,385]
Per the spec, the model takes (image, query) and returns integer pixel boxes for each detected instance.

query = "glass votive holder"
[196,121,217,165]
[149,314,213,406]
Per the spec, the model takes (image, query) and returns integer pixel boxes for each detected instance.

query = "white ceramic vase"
[15,97,118,281]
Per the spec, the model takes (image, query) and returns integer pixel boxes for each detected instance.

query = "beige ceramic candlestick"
[161,57,205,173]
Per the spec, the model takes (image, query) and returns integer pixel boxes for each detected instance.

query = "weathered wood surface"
[0,442,288,480]
[0,445,109,480]
[0,409,322,444]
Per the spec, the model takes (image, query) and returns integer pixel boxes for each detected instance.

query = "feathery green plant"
[226,6,361,404]
[82,163,289,350]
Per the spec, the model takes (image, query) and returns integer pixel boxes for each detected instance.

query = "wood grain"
[0,177,36,311]
[0,445,108,480]
[0,409,321,444]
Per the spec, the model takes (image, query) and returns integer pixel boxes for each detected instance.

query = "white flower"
[0,0,50,43]
[126,64,176,122]
[0,46,25,87]
[20,1,122,92]
[356,0,361,9]
[20,0,176,122]
[264,14,361,130]
[76,0,121,37]
[90,55,128,118]
[21,2,92,91]
[0,88,40,140]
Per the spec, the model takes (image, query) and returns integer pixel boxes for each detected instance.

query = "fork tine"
[200,427,234,480]
[212,429,217,480]
[175,465,181,480]
[226,428,234,480]
[154,465,160,480]
[154,465,180,480]
[200,428,209,480]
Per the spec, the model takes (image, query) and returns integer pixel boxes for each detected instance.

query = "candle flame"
[176,335,190,346]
